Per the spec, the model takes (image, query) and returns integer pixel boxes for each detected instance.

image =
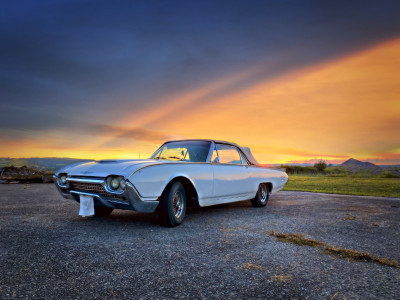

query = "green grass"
[284,175,400,198]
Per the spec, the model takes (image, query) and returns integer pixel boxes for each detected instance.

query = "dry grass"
[270,275,292,282]
[342,215,356,221]
[269,231,399,269]
[241,263,268,271]
[220,228,236,232]
[269,231,324,247]
[241,263,293,282]
[330,292,348,300]
[323,247,399,268]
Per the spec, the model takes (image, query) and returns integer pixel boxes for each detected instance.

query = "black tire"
[158,181,187,227]
[251,184,269,207]
[94,206,114,217]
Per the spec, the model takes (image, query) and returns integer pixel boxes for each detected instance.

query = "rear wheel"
[251,184,269,207]
[158,181,187,227]
[94,206,114,217]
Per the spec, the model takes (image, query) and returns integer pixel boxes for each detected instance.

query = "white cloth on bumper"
[79,195,94,217]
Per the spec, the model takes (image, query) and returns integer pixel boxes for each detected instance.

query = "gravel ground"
[1,184,399,299]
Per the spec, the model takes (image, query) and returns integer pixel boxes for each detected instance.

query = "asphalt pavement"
[1,184,399,299]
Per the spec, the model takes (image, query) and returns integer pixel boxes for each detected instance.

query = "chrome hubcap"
[173,191,184,218]
[259,185,267,203]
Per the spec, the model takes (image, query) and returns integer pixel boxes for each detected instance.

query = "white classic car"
[54,139,288,226]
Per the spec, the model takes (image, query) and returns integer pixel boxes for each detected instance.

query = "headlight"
[58,174,68,186]
[106,175,126,192]
[120,179,126,190]
[111,178,120,189]
[60,175,67,184]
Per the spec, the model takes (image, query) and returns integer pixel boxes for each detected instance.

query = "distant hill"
[340,158,382,174]
[278,158,400,177]
[337,158,400,177]
[0,158,93,172]
[1,157,399,178]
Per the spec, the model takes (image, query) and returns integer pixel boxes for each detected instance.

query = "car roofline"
[163,139,239,147]
[160,139,257,165]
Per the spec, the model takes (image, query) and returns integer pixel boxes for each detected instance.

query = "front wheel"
[251,184,269,207]
[158,181,187,227]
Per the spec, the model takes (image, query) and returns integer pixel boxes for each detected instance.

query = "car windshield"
[150,141,211,162]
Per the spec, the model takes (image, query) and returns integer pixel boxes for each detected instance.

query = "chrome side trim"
[128,161,212,179]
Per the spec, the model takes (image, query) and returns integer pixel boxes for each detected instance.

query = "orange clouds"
[128,38,400,164]
[2,38,400,164]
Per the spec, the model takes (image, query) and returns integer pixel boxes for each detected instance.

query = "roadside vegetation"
[284,175,400,198]
[0,165,54,183]
[281,162,400,178]
[281,160,400,198]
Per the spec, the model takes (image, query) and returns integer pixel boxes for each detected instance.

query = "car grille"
[70,182,126,201]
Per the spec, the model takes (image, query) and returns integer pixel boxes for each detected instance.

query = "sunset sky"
[1,1,400,165]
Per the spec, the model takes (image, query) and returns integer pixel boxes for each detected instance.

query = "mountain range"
[341,158,400,176]
[0,157,399,172]
[340,158,381,173]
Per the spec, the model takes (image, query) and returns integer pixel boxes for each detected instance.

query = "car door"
[211,144,252,199]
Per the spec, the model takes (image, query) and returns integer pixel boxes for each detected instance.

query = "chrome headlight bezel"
[57,173,69,188]
[105,175,126,193]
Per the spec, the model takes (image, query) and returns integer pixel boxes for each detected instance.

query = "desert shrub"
[325,166,348,177]
[314,160,327,172]
[380,171,400,178]
[280,165,318,175]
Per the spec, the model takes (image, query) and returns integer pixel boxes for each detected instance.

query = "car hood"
[57,159,163,178]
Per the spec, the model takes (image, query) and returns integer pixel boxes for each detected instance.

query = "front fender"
[128,163,213,201]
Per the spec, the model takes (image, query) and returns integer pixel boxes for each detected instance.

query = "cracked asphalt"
[1,184,399,299]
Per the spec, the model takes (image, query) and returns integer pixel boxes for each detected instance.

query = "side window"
[239,152,248,165]
[210,148,219,163]
[216,144,242,164]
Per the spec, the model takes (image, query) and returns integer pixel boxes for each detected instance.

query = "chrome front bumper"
[53,176,159,213]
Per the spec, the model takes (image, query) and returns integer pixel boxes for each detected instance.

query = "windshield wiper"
[157,156,183,160]
[169,156,183,160]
